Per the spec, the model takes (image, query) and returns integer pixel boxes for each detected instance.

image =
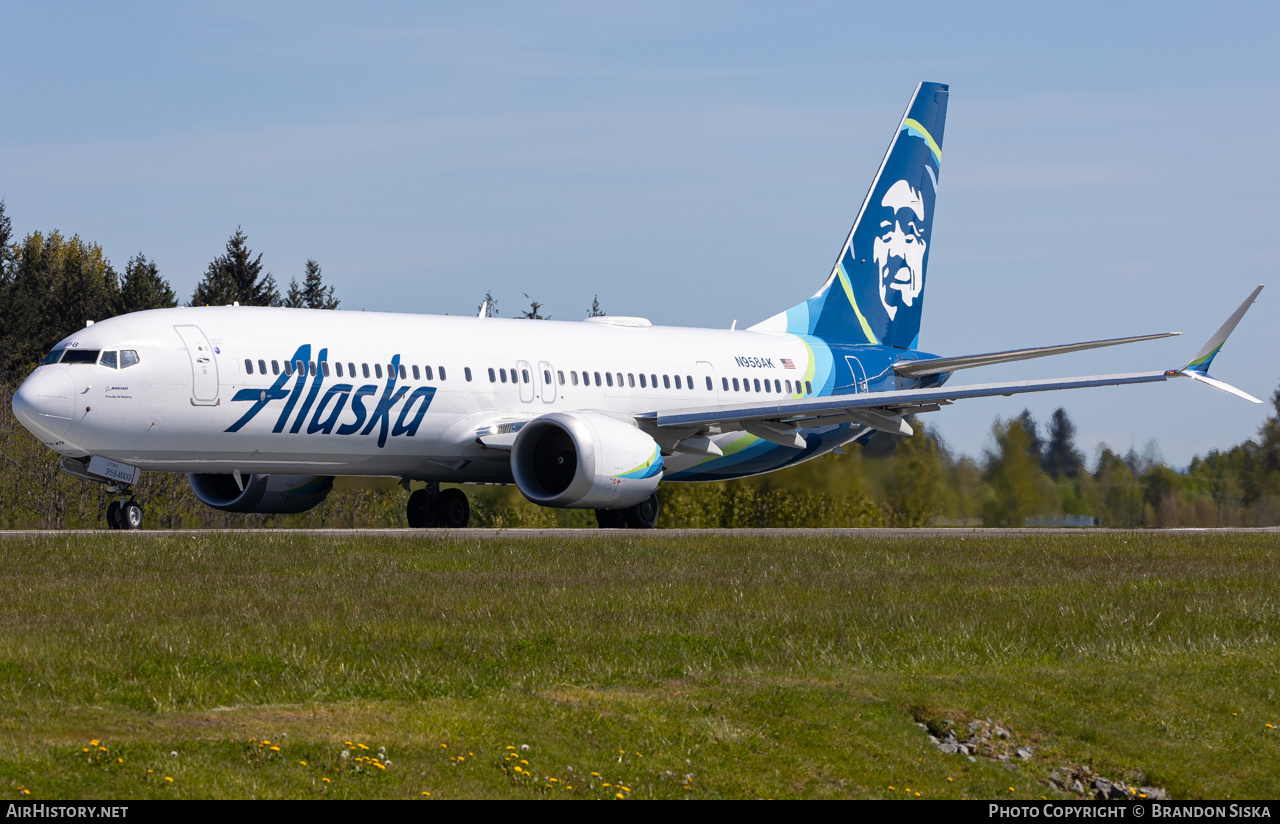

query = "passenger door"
[173,325,220,405]
[516,360,534,403]
[537,361,556,403]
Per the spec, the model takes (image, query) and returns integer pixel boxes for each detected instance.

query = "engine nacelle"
[511,411,663,509]
[188,473,334,514]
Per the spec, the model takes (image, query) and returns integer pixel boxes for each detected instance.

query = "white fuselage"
[14,306,845,484]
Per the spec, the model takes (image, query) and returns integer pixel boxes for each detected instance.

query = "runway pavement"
[2,527,1277,538]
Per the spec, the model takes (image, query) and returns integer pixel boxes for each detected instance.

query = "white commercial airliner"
[10,82,1265,530]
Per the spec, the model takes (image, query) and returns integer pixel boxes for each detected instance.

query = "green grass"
[1,531,1277,799]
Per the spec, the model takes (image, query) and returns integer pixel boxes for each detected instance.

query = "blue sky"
[3,1,1277,465]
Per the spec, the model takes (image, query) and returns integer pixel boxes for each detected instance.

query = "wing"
[639,287,1264,451]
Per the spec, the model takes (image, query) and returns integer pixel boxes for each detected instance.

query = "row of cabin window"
[723,376,812,396]
[244,358,472,383]
[488,367,706,391]
[483,367,812,397]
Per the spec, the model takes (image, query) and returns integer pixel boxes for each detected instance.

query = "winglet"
[1169,285,1264,403]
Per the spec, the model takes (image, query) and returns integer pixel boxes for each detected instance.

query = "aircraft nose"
[12,368,77,439]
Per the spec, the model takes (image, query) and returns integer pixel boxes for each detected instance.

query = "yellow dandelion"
[421,791,430,796]
[90,740,100,746]
[549,777,559,783]
[358,743,369,750]
[1267,724,1274,729]
[262,740,271,745]
[1008,787,1015,792]
[300,761,308,766]
[322,778,331,784]
[270,746,280,752]
[592,772,601,778]
[603,782,612,788]
[636,752,643,757]
[468,752,474,757]
[506,745,516,750]
[146,769,153,774]
[615,793,625,800]
[567,786,574,790]
[888,785,895,790]
[164,776,173,783]
[621,785,631,792]
[117,758,123,764]
[375,763,386,770]
[947,777,953,782]
[441,743,448,749]
[520,759,528,765]
[915,792,921,797]
[83,747,91,753]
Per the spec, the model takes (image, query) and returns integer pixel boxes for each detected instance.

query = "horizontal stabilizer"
[894,332,1179,378]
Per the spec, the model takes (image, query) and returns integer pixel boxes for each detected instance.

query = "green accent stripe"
[903,118,942,163]
[836,262,880,345]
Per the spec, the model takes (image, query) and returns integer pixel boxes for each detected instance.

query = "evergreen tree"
[283,277,305,308]
[300,259,338,309]
[118,253,177,313]
[520,293,548,319]
[1015,409,1044,463]
[1042,407,1084,478]
[0,200,13,282]
[589,295,605,317]
[1,230,120,382]
[190,229,279,307]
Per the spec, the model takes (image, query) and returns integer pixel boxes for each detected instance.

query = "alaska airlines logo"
[226,345,435,448]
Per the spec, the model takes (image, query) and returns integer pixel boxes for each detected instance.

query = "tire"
[435,488,470,528]
[106,501,120,530]
[624,492,661,529]
[595,508,628,529]
[120,500,143,530]
[407,488,438,528]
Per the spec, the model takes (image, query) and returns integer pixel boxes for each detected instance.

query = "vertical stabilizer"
[752,82,948,349]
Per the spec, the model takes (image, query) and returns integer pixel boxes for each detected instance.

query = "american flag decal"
[781,359,796,370]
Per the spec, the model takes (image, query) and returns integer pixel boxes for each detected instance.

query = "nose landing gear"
[105,490,143,530]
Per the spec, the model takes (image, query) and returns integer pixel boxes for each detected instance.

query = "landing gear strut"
[406,483,471,528]
[596,492,661,530]
[105,488,142,530]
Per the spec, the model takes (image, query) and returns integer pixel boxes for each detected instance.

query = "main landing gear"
[595,491,661,530]
[105,489,143,530]
[406,482,471,528]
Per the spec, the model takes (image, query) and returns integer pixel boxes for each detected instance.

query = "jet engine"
[511,411,663,509]
[187,473,335,514]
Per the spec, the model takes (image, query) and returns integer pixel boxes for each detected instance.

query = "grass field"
[1,530,1277,800]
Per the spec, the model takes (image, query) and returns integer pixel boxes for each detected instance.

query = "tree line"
[0,200,1276,528]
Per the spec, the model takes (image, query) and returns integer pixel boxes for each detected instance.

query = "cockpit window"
[100,351,118,369]
[43,348,66,364]
[61,349,101,364]
[120,350,140,369]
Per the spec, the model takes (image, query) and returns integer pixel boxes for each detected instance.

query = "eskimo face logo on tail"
[225,345,435,448]
[874,179,927,321]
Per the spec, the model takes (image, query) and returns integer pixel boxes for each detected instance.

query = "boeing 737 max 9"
[10,82,1265,529]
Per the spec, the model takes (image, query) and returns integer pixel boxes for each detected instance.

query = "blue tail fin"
[752,82,948,349]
